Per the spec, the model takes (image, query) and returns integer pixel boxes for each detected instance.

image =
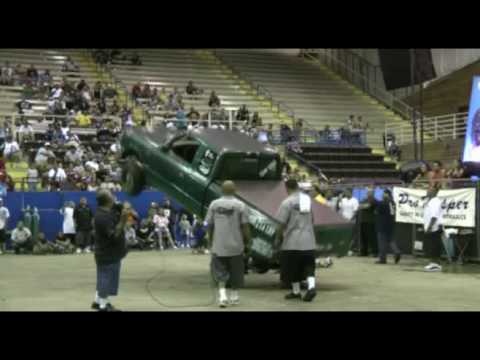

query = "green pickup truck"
[120,125,353,273]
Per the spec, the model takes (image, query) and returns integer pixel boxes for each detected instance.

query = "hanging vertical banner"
[393,187,476,228]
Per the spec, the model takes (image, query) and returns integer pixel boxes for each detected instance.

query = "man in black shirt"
[91,189,128,311]
[374,189,401,264]
[74,197,94,253]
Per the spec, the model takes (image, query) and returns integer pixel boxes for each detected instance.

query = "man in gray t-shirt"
[206,180,250,308]
[276,179,317,302]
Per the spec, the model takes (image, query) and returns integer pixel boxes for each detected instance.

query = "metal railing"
[302,49,416,120]
[385,112,468,146]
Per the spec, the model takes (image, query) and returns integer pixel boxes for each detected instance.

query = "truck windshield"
[217,155,280,181]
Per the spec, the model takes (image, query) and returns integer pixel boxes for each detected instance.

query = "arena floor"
[1,250,480,311]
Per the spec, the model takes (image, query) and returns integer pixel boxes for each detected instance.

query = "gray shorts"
[210,254,244,289]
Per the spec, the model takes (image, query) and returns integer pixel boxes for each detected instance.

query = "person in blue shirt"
[191,216,209,254]
[176,107,187,130]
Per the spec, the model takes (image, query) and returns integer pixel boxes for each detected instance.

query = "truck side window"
[198,149,217,176]
[171,138,200,164]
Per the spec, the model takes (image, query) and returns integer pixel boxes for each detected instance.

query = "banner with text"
[393,187,476,228]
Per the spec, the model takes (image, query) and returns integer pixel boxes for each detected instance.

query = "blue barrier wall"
[3,191,183,243]
[2,187,390,246]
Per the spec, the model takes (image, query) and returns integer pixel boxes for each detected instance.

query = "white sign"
[393,187,476,228]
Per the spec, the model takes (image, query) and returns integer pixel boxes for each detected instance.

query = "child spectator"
[192,217,209,255]
[125,223,142,249]
[153,209,177,250]
[179,214,192,248]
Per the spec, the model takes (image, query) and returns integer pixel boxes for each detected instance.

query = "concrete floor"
[1,250,480,311]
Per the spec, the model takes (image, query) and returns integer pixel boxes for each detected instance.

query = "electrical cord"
[144,251,217,309]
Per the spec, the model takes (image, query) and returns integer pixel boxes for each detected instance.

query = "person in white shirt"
[153,209,177,250]
[48,163,67,191]
[11,221,33,254]
[337,189,359,221]
[85,158,99,172]
[60,201,77,252]
[35,143,55,167]
[422,186,444,272]
[18,120,34,144]
[0,198,10,254]
[50,85,63,99]
[3,137,21,168]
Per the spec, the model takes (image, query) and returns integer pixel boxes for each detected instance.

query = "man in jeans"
[91,190,128,312]
[0,198,10,254]
[374,189,401,264]
[423,186,444,272]
[74,197,94,253]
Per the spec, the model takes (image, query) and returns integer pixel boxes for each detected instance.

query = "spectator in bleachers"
[35,143,55,168]
[11,221,33,254]
[186,81,203,95]
[0,61,14,86]
[62,56,80,72]
[50,84,63,99]
[75,110,92,127]
[141,84,152,99]
[48,163,67,191]
[3,136,21,168]
[130,51,142,66]
[357,115,369,131]
[208,91,221,108]
[14,64,27,85]
[251,112,262,127]
[76,79,88,92]
[18,119,34,145]
[159,87,168,105]
[16,97,33,115]
[187,107,201,121]
[38,70,52,91]
[103,84,117,99]
[26,162,39,192]
[97,99,107,114]
[236,104,250,122]
[347,114,355,130]
[428,161,446,190]
[131,82,142,99]
[446,159,465,180]
[26,64,38,84]
[64,145,82,165]
[93,82,103,100]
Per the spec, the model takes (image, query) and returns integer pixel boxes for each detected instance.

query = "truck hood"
[234,181,350,227]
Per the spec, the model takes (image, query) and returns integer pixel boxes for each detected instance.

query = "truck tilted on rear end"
[120,125,353,273]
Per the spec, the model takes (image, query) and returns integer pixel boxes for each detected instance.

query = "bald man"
[206,181,251,308]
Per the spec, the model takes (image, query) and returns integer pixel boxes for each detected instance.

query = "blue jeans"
[377,231,400,262]
[96,261,122,299]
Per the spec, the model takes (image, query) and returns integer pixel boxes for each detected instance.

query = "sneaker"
[204,249,210,254]
[0,250,3,255]
[91,302,101,310]
[186,244,191,248]
[394,254,401,264]
[84,247,92,254]
[98,303,121,312]
[424,263,442,272]
[285,293,302,300]
[303,289,317,302]
[219,299,228,308]
[76,248,82,254]
[324,257,333,268]
[229,298,240,305]
[173,246,178,249]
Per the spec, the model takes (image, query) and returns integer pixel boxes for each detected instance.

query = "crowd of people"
[0,196,209,256]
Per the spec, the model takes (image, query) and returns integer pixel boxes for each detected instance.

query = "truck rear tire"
[122,155,145,196]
